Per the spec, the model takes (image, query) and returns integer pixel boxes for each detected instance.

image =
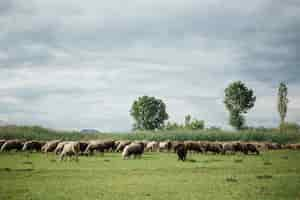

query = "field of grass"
[0,151,300,200]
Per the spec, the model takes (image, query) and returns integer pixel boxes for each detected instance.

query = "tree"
[277,82,288,127]
[224,81,256,130]
[184,114,191,127]
[130,96,168,130]
[229,110,245,130]
[189,119,205,130]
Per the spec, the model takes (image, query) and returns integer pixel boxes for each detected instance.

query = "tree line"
[130,81,292,131]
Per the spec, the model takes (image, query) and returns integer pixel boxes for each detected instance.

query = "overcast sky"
[0,0,299,131]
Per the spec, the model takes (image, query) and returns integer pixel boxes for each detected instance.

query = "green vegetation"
[280,122,300,134]
[130,96,169,130]
[164,114,205,131]
[224,81,256,130]
[0,125,299,144]
[278,82,288,127]
[0,151,300,200]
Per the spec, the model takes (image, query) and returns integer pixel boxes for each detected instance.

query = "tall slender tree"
[277,82,288,127]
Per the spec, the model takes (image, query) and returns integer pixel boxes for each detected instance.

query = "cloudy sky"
[0,0,299,131]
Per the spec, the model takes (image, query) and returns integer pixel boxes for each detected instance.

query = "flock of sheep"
[1,139,300,161]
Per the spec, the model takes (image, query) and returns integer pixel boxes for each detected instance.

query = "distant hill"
[80,129,100,134]
[0,120,8,126]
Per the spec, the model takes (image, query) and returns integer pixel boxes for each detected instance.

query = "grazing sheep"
[285,143,300,150]
[54,142,69,155]
[171,141,184,153]
[222,142,236,154]
[159,141,172,152]
[116,141,131,152]
[1,140,24,152]
[235,142,260,155]
[84,140,108,155]
[78,141,89,153]
[184,141,204,153]
[59,142,80,161]
[265,142,282,150]
[205,142,223,154]
[22,141,45,152]
[102,140,116,152]
[0,140,6,149]
[176,143,187,161]
[122,142,145,159]
[145,141,159,152]
[43,140,61,153]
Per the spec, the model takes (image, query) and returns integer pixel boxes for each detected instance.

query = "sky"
[0,0,299,131]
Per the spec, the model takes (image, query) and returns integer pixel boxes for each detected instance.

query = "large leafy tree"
[130,96,168,130]
[224,81,256,130]
[277,82,288,126]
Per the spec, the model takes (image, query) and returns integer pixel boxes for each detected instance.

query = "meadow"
[0,150,299,200]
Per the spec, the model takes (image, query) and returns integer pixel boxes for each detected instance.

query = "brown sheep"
[234,142,260,155]
[205,142,223,154]
[59,142,80,161]
[84,140,108,155]
[22,141,45,152]
[122,142,145,159]
[184,141,204,153]
[0,140,24,152]
[285,143,300,150]
[102,140,116,152]
[222,142,237,154]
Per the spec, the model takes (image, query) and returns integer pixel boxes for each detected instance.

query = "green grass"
[1,125,299,144]
[0,151,300,200]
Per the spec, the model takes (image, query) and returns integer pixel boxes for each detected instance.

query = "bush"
[0,125,299,144]
[280,122,300,134]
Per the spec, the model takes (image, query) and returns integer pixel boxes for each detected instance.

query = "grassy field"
[0,151,300,200]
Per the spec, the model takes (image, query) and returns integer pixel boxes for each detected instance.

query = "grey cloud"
[0,0,299,130]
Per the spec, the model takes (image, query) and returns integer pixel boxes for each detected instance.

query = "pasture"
[0,151,300,200]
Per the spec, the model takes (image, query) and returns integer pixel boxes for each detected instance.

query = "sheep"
[42,140,61,153]
[159,141,172,152]
[184,141,204,153]
[285,143,300,150]
[84,140,108,155]
[222,142,237,154]
[0,140,24,152]
[54,142,69,155]
[102,140,116,152]
[171,141,185,153]
[116,141,131,152]
[122,142,145,159]
[205,142,223,154]
[145,141,159,152]
[234,142,260,155]
[78,141,89,154]
[59,142,80,161]
[22,141,45,152]
[0,140,6,149]
[176,143,188,161]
